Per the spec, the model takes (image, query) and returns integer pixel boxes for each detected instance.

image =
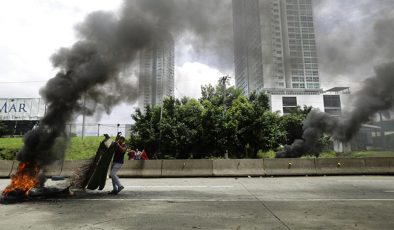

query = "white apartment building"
[264,87,350,115]
[233,0,320,95]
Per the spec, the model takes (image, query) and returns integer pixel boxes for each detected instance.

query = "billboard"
[0,98,46,121]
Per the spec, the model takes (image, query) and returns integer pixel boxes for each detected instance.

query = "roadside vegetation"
[0,136,393,160]
[129,81,329,159]
[0,137,22,160]
[129,81,393,159]
[0,136,101,160]
[64,137,102,160]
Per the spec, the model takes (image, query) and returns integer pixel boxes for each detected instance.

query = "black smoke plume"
[313,0,394,87]
[16,0,232,173]
[277,62,394,158]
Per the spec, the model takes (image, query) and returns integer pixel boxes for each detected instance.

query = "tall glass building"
[138,34,174,110]
[233,0,320,95]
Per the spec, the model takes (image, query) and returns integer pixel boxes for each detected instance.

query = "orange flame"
[2,162,40,197]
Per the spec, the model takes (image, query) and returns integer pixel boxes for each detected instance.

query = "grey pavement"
[1,176,394,229]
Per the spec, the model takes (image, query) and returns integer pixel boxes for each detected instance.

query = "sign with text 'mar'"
[0,98,46,121]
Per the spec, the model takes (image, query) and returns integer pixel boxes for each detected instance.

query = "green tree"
[159,97,205,159]
[130,80,313,159]
[280,106,312,145]
[226,95,255,158]
[248,91,270,114]
[175,98,204,158]
[225,91,281,158]
[248,91,282,155]
[130,105,161,157]
[200,99,227,158]
[257,111,286,151]
[200,84,242,108]
[199,83,243,158]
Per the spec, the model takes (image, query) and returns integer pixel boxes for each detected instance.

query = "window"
[292,83,305,88]
[323,95,341,108]
[283,97,297,106]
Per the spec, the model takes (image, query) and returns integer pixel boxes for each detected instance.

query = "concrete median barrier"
[9,160,62,177]
[390,158,394,175]
[264,158,316,176]
[364,158,391,174]
[213,159,265,176]
[4,158,393,178]
[60,160,90,177]
[316,158,366,175]
[118,160,162,177]
[9,160,19,176]
[43,161,62,177]
[162,159,213,177]
[0,160,14,178]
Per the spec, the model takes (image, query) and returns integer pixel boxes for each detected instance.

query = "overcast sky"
[0,0,393,125]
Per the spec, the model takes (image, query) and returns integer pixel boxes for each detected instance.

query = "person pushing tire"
[108,136,126,195]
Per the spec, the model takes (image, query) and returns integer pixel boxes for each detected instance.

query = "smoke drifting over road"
[278,62,394,158]
[17,0,232,172]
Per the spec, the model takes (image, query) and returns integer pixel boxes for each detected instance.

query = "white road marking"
[307,198,394,201]
[50,198,394,202]
[124,185,233,188]
[384,191,394,193]
[53,198,255,202]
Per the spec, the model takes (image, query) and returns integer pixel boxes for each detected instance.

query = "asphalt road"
[1,176,394,230]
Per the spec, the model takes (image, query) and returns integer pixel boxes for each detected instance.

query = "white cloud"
[175,62,231,99]
[0,0,122,98]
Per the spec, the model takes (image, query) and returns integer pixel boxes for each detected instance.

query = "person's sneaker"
[108,190,117,195]
[116,186,125,194]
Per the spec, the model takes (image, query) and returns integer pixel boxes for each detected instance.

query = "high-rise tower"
[138,34,174,110]
[233,0,320,95]
[233,0,264,95]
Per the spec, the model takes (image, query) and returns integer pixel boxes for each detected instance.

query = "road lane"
[0,176,393,229]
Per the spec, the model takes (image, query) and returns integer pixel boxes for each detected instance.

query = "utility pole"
[158,101,163,159]
[81,95,86,139]
[379,112,386,150]
[219,75,230,159]
[219,75,230,111]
